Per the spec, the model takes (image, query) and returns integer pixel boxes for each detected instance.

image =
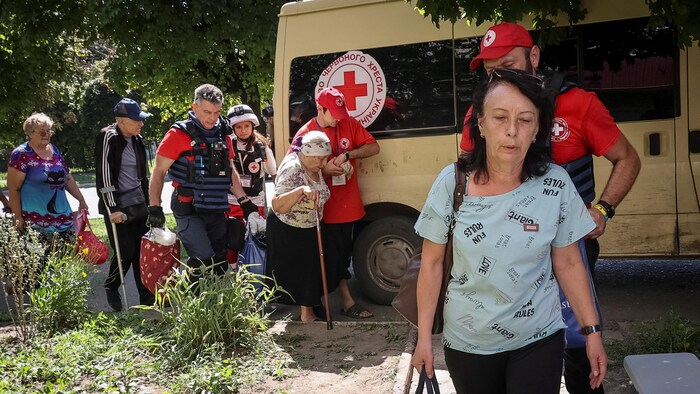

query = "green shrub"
[147,264,281,362]
[0,217,46,341]
[29,251,92,336]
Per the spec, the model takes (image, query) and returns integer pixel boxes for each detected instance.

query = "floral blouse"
[9,142,74,233]
[272,153,330,228]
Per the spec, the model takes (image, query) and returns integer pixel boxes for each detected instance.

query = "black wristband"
[345,151,350,161]
[596,200,615,219]
[580,325,602,335]
[237,195,250,204]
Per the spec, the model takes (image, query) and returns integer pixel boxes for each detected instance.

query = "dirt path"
[241,321,410,394]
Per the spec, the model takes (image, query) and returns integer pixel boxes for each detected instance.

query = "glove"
[240,199,258,220]
[146,206,165,228]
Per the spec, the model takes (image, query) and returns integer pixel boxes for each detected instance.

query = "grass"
[0,311,285,393]
[0,221,283,393]
[605,312,700,367]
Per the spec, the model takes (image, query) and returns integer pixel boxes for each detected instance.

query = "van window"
[538,17,678,122]
[288,40,459,136]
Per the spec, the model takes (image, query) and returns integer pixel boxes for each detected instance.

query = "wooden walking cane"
[314,181,333,330]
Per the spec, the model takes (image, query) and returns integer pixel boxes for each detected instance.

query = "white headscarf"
[299,130,331,156]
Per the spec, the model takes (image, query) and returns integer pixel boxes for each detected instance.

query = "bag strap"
[452,162,466,212]
[415,369,441,394]
[83,211,94,232]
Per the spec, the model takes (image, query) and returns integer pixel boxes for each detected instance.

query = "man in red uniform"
[462,22,641,394]
[289,87,380,319]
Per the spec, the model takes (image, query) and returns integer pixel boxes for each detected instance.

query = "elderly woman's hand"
[322,159,345,177]
[297,186,318,204]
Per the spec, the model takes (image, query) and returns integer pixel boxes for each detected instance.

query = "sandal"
[340,304,373,319]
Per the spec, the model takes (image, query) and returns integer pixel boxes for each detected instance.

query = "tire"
[353,215,422,305]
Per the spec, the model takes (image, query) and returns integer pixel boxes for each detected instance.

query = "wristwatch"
[344,151,350,161]
[596,200,615,219]
[580,325,602,335]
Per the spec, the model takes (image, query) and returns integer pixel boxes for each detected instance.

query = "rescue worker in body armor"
[225,104,277,266]
[147,84,257,285]
[460,23,641,394]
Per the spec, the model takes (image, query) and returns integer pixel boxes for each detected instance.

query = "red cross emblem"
[483,30,497,47]
[248,161,260,174]
[551,117,570,142]
[336,71,368,111]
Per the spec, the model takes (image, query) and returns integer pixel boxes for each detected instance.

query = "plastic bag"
[237,224,267,291]
[76,217,109,265]
[149,227,177,246]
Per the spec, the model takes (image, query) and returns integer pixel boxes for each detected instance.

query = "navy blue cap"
[114,98,151,121]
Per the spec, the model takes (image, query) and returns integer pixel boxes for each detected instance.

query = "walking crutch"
[313,178,333,330]
[99,185,129,309]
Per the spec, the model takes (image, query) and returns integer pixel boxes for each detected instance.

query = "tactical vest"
[232,138,267,196]
[560,154,595,205]
[549,73,596,205]
[168,120,232,213]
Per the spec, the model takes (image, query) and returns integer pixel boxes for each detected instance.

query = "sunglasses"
[33,129,54,137]
[488,68,545,88]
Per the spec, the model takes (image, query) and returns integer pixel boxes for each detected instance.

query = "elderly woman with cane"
[266,131,340,323]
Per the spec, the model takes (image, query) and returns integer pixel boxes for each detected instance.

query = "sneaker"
[105,288,123,312]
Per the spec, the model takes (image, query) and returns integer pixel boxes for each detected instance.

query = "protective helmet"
[227,104,259,127]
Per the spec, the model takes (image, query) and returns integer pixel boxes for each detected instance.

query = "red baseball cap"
[469,22,534,70]
[317,87,349,120]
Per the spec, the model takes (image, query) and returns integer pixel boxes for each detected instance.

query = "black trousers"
[563,238,603,394]
[103,214,152,303]
[323,222,354,281]
[444,330,565,394]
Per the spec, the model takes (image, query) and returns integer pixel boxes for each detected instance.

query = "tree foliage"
[86,0,284,123]
[408,0,699,47]
[0,0,286,169]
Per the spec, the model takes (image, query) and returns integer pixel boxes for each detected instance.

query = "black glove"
[240,199,258,220]
[146,206,165,228]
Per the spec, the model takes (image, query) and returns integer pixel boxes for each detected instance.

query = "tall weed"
[29,249,92,336]
[0,215,46,341]
[149,264,281,362]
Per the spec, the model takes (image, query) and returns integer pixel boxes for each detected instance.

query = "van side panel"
[596,117,678,256]
[679,44,700,254]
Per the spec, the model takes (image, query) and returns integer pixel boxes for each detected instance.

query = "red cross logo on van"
[337,71,368,111]
[316,50,387,128]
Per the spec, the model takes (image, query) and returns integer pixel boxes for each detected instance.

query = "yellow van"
[273,0,700,304]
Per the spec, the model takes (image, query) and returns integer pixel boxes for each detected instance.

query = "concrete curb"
[393,325,417,394]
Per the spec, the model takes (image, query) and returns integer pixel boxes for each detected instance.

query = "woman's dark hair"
[459,68,555,183]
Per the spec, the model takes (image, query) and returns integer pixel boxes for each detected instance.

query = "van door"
[679,44,700,254]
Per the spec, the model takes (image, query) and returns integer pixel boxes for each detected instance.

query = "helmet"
[227,104,259,127]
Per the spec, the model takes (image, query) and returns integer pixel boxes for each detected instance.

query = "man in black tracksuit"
[95,98,154,311]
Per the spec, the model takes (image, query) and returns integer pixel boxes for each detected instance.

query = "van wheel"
[353,216,421,305]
